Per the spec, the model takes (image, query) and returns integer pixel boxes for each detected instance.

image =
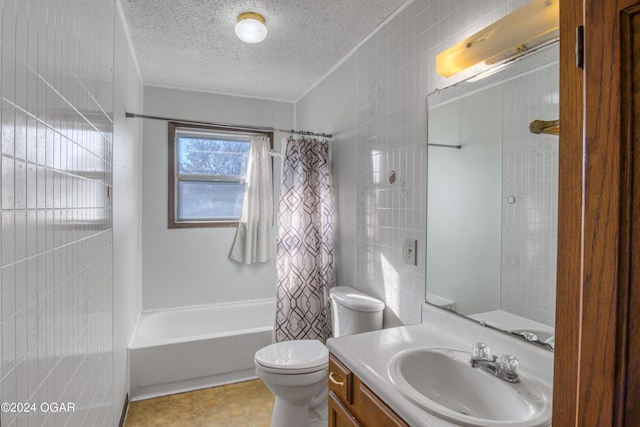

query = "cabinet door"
[329,354,352,404]
[329,391,362,427]
[329,352,408,427]
[352,377,409,427]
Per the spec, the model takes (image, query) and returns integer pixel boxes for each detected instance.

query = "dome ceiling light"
[235,12,268,44]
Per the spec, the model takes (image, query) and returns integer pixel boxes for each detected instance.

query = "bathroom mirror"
[425,43,559,351]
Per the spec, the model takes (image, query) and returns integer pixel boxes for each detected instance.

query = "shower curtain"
[229,135,274,264]
[274,136,335,343]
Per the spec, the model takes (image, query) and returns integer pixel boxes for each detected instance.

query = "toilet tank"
[329,286,385,337]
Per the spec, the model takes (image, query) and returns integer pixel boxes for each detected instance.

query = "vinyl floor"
[124,380,275,427]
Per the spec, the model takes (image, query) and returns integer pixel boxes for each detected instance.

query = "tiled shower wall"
[501,63,559,326]
[1,0,115,426]
[355,0,529,324]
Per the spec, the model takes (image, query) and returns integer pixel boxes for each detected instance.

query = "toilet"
[254,286,385,427]
[329,286,386,337]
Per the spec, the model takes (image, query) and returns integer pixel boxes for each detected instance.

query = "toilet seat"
[255,339,328,374]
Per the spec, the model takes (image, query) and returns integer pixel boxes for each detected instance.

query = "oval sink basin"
[388,348,552,426]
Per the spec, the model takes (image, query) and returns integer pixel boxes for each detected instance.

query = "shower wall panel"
[0,0,116,425]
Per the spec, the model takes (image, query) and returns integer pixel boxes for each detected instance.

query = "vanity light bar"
[436,0,559,78]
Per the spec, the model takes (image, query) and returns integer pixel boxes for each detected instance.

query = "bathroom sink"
[388,348,552,427]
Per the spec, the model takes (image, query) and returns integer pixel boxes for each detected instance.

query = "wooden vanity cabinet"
[328,353,409,427]
[329,392,362,427]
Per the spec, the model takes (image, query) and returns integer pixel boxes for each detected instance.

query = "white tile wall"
[355,0,529,324]
[0,0,116,426]
[113,3,144,421]
[501,63,559,326]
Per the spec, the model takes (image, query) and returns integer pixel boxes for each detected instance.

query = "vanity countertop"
[326,304,554,427]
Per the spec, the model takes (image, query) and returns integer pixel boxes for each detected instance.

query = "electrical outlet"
[403,239,417,266]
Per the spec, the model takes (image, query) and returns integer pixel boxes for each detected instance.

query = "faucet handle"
[472,342,491,360]
[498,354,519,375]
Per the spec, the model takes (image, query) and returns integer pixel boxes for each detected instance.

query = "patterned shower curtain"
[274,136,335,343]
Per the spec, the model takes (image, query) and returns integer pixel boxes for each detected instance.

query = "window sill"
[169,221,239,229]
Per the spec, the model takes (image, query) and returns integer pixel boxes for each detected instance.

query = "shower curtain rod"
[428,143,462,149]
[125,112,333,139]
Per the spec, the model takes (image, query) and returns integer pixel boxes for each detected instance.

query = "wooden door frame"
[552,0,584,421]
[554,0,640,424]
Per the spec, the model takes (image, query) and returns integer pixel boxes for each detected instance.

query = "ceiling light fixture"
[436,0,559,77]
[235,12,267,44]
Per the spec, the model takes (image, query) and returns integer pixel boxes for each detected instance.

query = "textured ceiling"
[120,0,408,101]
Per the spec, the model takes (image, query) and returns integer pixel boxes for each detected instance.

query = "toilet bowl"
[255,340,328,427]
[255,286,384,427]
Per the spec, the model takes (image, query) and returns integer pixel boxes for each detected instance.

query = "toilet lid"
[255,340,328,372]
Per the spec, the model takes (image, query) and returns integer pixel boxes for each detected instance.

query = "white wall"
[295,55,358,293]
[141,87,293,310]
[0,0,117,425]
[427,85,503,315]
[113,1,143,419]
[295,0,532,325]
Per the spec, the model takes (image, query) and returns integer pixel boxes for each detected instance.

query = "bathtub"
[128,298,275,400]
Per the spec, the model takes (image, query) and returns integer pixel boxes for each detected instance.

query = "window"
[168,122,273,228]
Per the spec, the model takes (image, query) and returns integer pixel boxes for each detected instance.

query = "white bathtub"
[128,298,275,400]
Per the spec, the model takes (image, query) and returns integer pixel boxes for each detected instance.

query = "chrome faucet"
[469,342,520,383]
